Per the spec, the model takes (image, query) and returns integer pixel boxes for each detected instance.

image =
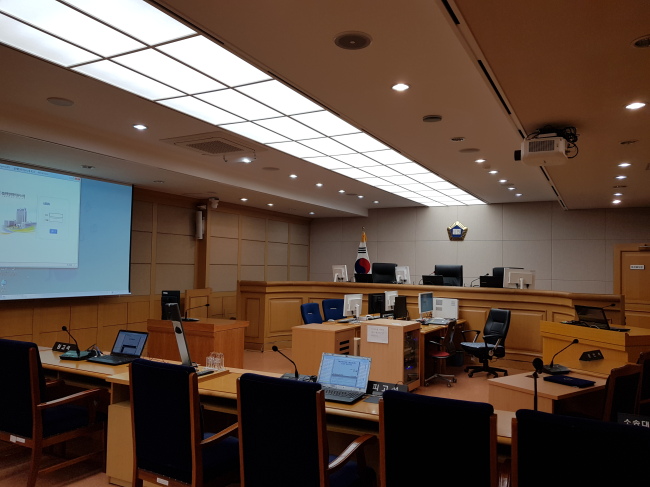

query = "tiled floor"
[0,349,523,486]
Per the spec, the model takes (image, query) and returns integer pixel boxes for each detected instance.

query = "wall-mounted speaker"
[195,210,204,239]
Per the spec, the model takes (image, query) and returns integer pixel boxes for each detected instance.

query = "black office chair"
[130,359,240,487]
[434,264,463,286]
[380,391,497,487]
[301,302,324,324]
[513,409,650,487]
[371,263,397,284]
[0,339,108,487]
[424,321,458,387]
[322,298,344,321]
[461,308,511,378]
[637,351,650,416]
[237,373,377,487]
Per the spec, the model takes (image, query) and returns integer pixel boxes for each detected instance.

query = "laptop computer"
[574,305,630,332]
[317,353,371,404]
[87,330,148,365]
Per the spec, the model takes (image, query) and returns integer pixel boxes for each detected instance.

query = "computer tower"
[392,296,408,320]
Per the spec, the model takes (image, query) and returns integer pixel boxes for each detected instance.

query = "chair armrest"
[461,329,481,342]
[201,423,239,447]
[45,379,65,389]
[429,339,442,346]
[37,388,107,411]
[328,433,376,473]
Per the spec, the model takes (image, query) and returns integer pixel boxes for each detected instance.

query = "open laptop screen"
[574,305,609,326]
[112,330,148,357]
[317,353,371,391]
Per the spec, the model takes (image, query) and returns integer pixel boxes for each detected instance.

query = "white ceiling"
[1,0,648,217]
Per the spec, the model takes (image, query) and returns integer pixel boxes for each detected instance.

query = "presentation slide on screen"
[0,164,81,268]
[0,162,132,301]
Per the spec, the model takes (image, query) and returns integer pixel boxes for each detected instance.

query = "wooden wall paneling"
[268,298,303,334]
[0,304,33,338]
[185,288,211,319]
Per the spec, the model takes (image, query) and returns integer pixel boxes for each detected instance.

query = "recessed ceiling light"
[47,97,74,106]
[498,179,507,183]
[373,200,379,204]
[613,192,623,196]
[338,189,345,193]
[507,187,516,191]
[267,203,274,206]
[475,159,486,163]
[422,115,442,123]
[357,195,364,199]
[392,83,409,92]
[626,102,646,110]
[240,198,248,202]
[289,174,298,179]
[133,124,147,130]
[618,162,631,167]
[615,175,627,180]
[309,211,315,215]
[334,31,372,50]
[488,170,498,175]
[613,199,622,204]
[315,183,323,187]
[515,193,522,197]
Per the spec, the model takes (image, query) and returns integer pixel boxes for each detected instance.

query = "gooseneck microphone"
[60,326,92,361]
[184,303,209,321]
[543,338,579,375]
[532,357,544,411]
[272,345,300,379]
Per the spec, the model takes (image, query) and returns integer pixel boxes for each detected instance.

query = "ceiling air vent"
[161,131,262,157]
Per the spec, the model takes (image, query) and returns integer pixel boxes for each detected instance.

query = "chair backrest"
[321,298,344,321]
[636,351,650,414]
[300,302,323,324]
[237,373,327,487]
[513,409,650,486]
[441,321,457,355]
[602,363,642,421]
[484,308,511,349]
[434,264,463,286]
[371,263,397,283]
[380,391,496,487]
[0,339,46,438]
[130,359,201,484]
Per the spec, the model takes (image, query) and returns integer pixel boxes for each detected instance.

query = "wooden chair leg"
[28,447,42,487]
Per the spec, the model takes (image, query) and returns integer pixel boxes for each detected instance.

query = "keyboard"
[323,388,365,403]
[425,317,452,325]
[87,355,138,365]
[543,375,595,388]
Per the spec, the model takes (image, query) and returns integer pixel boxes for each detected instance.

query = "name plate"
[52,342,77,353]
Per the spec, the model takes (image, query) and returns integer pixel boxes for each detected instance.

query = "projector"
[520,136,568,166]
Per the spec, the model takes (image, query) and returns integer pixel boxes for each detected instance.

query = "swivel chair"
[371,263,397,284]
[322,298,344,321]
[130,359,240,487]
[301,302,323,324]
[0,339,108,487]
[637,351,650,416]
[433,265,463,286]
[461,308,511,378]
[237,373,376,487]
[424,321,458,387]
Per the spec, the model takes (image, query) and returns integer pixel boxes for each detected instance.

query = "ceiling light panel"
[158,97,244,125]
[299,137,355,156]
[114,50,225,93]
[198,89,281,120]
[333,133,388,152]
[364,149,411,164]
[291,111,359,136]
[427,182,459,190]
[382,175,416,185]
[64,0,195,45]
[220,122,289,144]
[73,60,183,99]
[334,167,373,179]
[362,165,402,177]
[399,183,429,191]
[333,153,381,168]
[356,177,387,186]
[390,162,429,175]
[303,156,351,170]
[0,0,144,57]
[158,36,271,86]
[0,14,100,66]
[237,80,322,115]
[267,141,322,158]
[255,117,322,140]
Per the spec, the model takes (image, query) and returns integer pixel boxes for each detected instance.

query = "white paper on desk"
[367,325,389,344]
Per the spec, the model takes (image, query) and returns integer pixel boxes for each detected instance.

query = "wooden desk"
[488,371,606,413]
[146,318,248,368]
[541,320,650,371]
[292,322,360,376]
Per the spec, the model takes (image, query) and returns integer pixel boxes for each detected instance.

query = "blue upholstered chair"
[322,298,345,321]
[237,373,377,487]
[380,391,497,486]
[513,409,650,486]
[301,302,323,324]
[0,338,108,487]
[461,308,511,377]
[130,359,239,487]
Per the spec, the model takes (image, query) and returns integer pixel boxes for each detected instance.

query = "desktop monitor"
[343,293,363,318]
[418,292,434,317]
[492,267,523,288]
[384,290,399,312]
[503,269,536,289]
[332,264,349,282]
[372,263,397,284]
[165,302,194,367]
[432,298,459,319]
[422,275,444,286]
[161,290,181,320]
[395,266,411,284]
[367,293,385,315]
[434,265,463,287]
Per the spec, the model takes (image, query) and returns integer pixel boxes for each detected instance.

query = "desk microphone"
[184,303,209,321]
[271,345,315,381]
[543,339,579,375]
[532,358,544,411]
[60,326,92,361]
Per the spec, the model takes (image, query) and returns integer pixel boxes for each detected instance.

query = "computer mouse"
[327,319,335,322]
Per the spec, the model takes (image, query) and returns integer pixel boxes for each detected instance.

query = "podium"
[147,318,248,368]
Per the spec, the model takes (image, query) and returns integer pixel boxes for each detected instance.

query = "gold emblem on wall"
[447,221,467,241]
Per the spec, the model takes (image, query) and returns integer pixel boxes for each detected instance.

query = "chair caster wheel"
[468,372,474,378]
[447,383,452,387]
[452,378,457,383]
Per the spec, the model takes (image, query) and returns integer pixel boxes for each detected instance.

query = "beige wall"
[309,202,650,294]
